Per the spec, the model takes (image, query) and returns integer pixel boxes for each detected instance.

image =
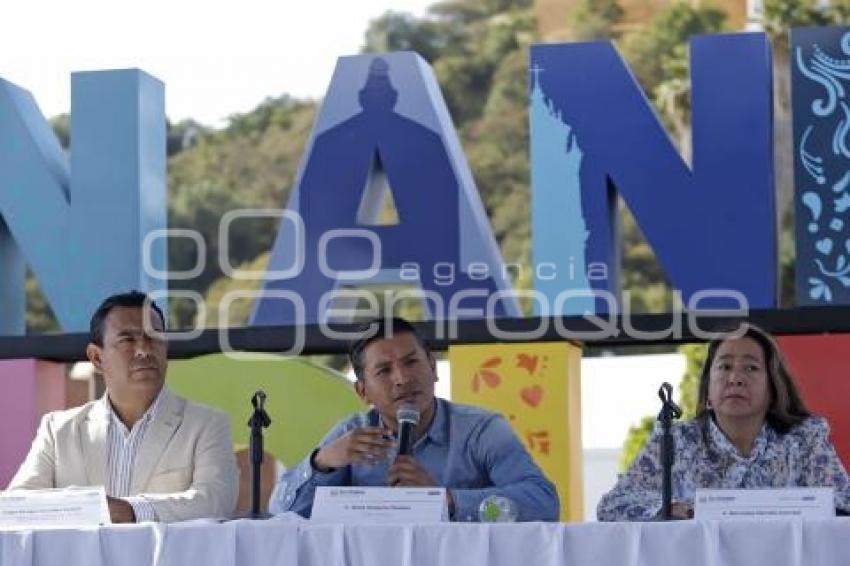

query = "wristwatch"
[309,447,337,473]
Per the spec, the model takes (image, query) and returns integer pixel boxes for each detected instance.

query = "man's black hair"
[89,290,166,346]
[348,317,431,380]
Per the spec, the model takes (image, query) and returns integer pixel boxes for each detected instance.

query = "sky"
[0,0,434,127]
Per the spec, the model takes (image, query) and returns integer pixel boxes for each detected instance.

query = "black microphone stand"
[657,382,682,521]
[248,390,272,519]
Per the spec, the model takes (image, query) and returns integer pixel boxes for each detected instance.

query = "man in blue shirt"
[269,317,559,521]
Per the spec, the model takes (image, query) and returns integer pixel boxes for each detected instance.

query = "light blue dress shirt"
[270,398,559,522]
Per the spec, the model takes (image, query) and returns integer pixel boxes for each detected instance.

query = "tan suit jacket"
[7,388,238,522]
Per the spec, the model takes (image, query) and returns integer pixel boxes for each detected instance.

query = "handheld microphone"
[396,405,420,457]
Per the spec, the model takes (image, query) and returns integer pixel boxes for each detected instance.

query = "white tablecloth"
[2,517,849,566]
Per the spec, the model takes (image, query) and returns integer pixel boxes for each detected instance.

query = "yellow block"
[448,342,583,521]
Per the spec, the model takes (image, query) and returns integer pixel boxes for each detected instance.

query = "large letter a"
[252,53,519,324]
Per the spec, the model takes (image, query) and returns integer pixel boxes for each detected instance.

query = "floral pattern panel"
[793,27,850,304]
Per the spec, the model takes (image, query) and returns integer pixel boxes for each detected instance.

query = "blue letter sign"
[0,70,167,333]
[531,33,776,313]
[253,53,519,324]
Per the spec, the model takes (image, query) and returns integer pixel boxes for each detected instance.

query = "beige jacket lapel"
[82,399,110,486]
[131,388,185,494]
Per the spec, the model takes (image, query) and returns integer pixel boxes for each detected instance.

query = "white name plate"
[695,487,835,520]
[0,487,111,528]
[311,487,448,524]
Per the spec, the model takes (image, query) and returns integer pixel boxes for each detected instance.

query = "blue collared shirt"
[269,398,559,521]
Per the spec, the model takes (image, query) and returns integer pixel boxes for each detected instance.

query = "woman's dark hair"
[696,322,810,435]
[348,317,431,380]
[89,290,166,346]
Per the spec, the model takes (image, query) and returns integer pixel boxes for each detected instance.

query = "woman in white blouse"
[597,323,850,521]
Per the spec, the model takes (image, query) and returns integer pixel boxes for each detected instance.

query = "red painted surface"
[777,335,850,469]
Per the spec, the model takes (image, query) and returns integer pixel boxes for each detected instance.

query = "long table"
[2,517,849,565]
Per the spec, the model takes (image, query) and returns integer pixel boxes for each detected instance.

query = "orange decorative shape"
[525,430,551,455]
[516,353,539,375]
[481,356,502,368]
[479,369,502,388]
[520,385,544,407]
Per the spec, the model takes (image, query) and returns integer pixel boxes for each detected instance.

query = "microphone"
[396,405,420,457]
[252,390,267,412]
[657,382,682,419]
[247,390,271,519]
[657,382,682,521]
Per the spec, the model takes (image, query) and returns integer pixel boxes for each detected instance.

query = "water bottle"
[478,495,518,522]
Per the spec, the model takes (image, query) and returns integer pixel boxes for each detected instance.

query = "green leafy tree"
[619,415,655,472]
[363,11,454,62]
[167,119,208,157]
[25,273,59,333]
[762,0,831,52]
[166,97,316,327]
[620,4,726,94]
[678,343,706,418]
[430,0,533,23]
[466,48,533,262]
[203,253,269,328]
[50,114,70,149]
[567,0,624,41]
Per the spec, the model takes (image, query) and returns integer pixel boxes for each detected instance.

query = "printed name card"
[694,487,835,520]
[0,487,111,528]
[311,487,448,524]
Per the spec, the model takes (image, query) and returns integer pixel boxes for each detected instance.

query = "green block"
[167,354,362,467]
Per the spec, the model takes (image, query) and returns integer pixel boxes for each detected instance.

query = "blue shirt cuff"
[450,489,483,522]
[270,455,346,514]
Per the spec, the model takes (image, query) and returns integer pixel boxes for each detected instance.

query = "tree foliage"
[25,273,59,333]
[363,11,455,62]
[203,252,269,328]
[566,0,624,41]
[166,97,316,327]
[620,4,726,94]
[762,0,834,50]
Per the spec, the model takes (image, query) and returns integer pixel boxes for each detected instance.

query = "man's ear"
[354,379,367,402]
[429,354,438,382]
[86,343,103,373]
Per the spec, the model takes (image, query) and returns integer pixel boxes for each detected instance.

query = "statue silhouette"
[254,57,514,324]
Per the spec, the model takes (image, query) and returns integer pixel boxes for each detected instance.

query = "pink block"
[0,359,65,488]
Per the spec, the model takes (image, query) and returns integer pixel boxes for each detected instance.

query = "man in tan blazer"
[8,291,238,523]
